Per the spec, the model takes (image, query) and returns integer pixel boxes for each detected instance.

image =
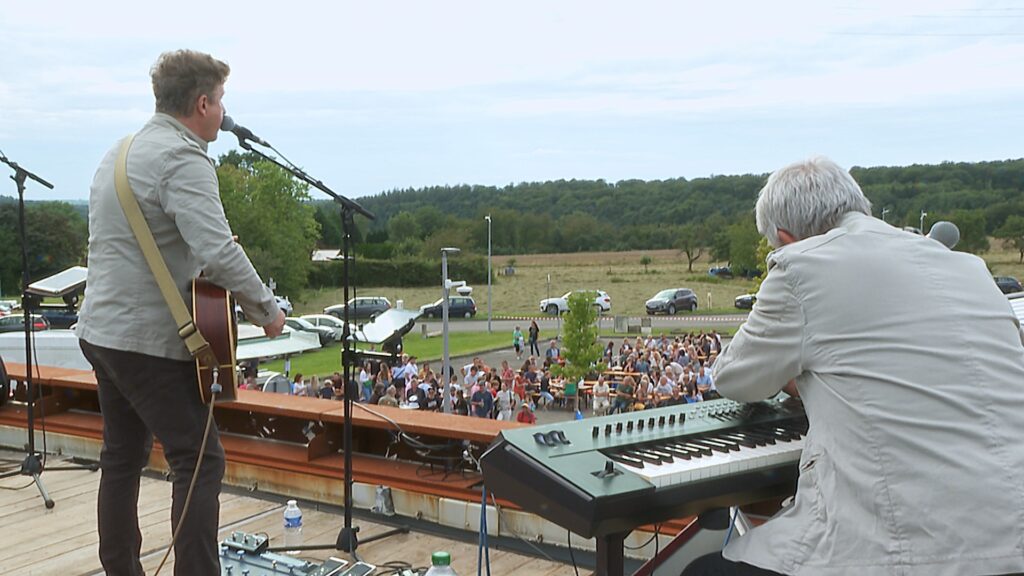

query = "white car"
[284,317,335,347]
[275,296,293,316]
[234,295,293,322]
[539,290,612,315]
[299,314,346,341]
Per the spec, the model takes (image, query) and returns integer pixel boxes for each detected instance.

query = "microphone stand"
[0,152,98,509]
[234,139,409,555]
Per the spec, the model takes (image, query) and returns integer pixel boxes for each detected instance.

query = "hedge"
[308,255,490,288]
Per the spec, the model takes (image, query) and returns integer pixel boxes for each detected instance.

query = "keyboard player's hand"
[783,379,800,398]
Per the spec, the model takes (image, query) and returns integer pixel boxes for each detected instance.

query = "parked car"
[284,317,334,347]
[0,314,49,333]
[995,276,1023,294]
[235,295,294,322]
[324,296,392,321]
[39,307,78,329]
[539,290,612,315]
[275,296,293,316]
[645,288,698,315]
[711,265,761,279]
[734,294,757,310]
[708,266,733,279]
[420,296,477,319]
[299,314,346,341]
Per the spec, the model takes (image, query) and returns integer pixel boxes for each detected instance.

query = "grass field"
[261,331,514,376]
[260,325,739,378]
[291,242,1024,318]
[294,249,759,317]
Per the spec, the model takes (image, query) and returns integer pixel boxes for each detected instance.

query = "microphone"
[927,221,960,250]
[220,115,270,147]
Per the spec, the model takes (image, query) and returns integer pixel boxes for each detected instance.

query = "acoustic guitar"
[191,278,238,403]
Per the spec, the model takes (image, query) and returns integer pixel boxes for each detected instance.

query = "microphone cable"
[153,370,221,576]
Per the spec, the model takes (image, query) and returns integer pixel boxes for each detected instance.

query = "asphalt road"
[413,313,748,335]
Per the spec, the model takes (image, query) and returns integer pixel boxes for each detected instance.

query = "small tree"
[553,291,606,392]
[640,255,652,274]
[995,215,1024,263]
[676,222,705,272]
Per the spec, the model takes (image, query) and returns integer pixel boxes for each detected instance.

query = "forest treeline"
[311,158,1024,274]
[4,157,1024,297]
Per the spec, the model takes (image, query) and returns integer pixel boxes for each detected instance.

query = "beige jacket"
[714,212,1024,575]
[77,114,277,361]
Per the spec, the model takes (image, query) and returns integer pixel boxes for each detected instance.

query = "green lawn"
[258,324,737,378]
[290,248,759,317]
[260,331,514,377]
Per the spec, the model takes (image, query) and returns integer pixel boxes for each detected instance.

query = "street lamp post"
[920,210,927,234]
[440,247,460,413]
[485,215,492,334]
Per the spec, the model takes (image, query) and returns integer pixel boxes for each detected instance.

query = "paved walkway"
[415,313,747,334]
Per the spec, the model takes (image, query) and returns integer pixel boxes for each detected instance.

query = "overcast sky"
[1,0,1022,202]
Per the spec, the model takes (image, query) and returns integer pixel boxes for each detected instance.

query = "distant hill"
[352,158,1024,233]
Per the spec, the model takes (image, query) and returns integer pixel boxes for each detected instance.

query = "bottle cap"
[287,500,297,506]
[431,551,451,566]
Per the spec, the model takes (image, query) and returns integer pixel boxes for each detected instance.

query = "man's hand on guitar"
[264,309,286,338]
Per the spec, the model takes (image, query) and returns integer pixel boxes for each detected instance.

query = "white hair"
[755,156,872,247]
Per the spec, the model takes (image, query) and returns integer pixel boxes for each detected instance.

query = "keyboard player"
[683,157,1024,576]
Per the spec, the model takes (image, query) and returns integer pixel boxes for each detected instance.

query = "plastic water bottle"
[283,499,303,553]
[424,551,457,575]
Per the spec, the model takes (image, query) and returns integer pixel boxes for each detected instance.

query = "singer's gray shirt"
[77,113,277,361]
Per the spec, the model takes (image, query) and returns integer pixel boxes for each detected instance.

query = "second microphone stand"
[235,140,409,555]
[0,152,98,508]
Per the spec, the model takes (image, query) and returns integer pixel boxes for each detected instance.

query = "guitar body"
[192,278,238,403]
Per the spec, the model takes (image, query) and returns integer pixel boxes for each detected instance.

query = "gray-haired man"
[685,157,1024,576]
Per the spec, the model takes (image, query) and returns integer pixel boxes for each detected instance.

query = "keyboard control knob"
[648,417,655,427]
[616,423,623,434]
[605,424,612,436]
[592,426,599,438]
[658,416,666,426]
[637,419,644,430]
[626,421,633,431]
[669,414,676,424]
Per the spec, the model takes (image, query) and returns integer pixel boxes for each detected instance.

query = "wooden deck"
[0,451,582,576]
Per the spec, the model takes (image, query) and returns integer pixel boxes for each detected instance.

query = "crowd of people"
[238,328,726,426]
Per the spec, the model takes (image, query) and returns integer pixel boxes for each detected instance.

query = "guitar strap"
[113,135,217,369]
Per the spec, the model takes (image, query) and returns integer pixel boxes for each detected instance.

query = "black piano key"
[646,449,675,463]
[692,437,739,452]
[677,442,714,457]
[659,445,693,459]
[749,424,792,442]
[766,425,802,442]
[737,428,776,445]
[627,450,665,465]
[608,452,645,469]
[719,432,759,448]
[674,443,708,458]
[736,431,771,446]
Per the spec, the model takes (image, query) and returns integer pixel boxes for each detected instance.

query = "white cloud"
[1,0,1022,199]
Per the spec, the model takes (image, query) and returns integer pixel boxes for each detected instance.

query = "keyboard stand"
[596,530,628,576]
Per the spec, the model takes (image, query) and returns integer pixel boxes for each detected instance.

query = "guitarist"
[76,50,285,576]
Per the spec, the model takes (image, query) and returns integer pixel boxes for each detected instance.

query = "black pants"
[80,340,225,576]
[529,338,540,356]
[682,552,785,576]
